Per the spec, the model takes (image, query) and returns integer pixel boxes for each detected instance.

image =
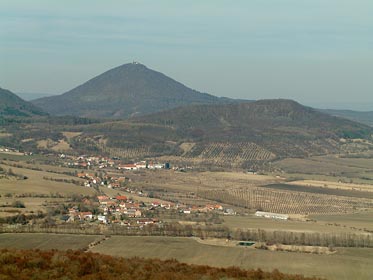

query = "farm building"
[255,211,289,220]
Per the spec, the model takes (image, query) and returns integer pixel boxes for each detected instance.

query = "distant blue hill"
[319,109,373,127]
[17,92,54,101]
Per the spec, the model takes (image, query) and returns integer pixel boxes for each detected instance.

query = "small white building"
[98,215,108,224]
[255,211,289,220]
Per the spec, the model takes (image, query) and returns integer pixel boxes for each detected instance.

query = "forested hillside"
[0,87,47,117]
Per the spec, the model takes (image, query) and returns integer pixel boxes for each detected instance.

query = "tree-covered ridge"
[0,249,322,280]
[2,99,372,164]
[0,87,47,117]
[135,99,372,139]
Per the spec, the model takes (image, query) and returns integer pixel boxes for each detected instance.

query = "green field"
[90,235,373,280]
[0,233,102,250]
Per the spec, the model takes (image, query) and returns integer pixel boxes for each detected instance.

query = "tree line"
[1,223,372,248]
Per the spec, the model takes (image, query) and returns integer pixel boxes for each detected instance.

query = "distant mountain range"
[319,109,373,127]
[2,62,373,167]
[28,62,373,127]
[17,92,53,101]
[0,87,47,117]
[2,85,372,167]
[32,62,236,119]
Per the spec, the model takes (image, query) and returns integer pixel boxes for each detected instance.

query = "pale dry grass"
[90,236,373,280]
[222,215,363,234]
[265,243,336,255]
[62,131,82,139]
[0,233,102,250]
[0,133,12,138]
[129,169,281,193]
[0,164,95,196]
[37,139,53,149]
[0,197,67,216]
[287,180,373,192]
[51,139,71,151]
[179,142,196,155]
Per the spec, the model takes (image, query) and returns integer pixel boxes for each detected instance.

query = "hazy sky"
[1,0,373,110]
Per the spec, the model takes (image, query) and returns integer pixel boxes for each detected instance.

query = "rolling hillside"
[134,99,372,141]
[65,99,373,167]
[32,62,229,118]
[2,99,372,168]
[0,87,47,117]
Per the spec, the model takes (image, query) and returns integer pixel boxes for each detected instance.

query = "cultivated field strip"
[100,146,151,159]
[184,142,276,164]
[199,186,373,214]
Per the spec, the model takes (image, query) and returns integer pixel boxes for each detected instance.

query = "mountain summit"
[32,62,224,118]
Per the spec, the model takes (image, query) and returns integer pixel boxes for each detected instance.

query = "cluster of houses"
[63,155,116,169]
[62,194,236,227]
[97,195,142,218]
[117,161,167,170]
[62,154,168,171]
[65,195,159,226]
[76,172,128,189]
[0,146,31,155]
[0,147,18,153]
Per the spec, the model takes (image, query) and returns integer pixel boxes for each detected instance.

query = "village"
[64,193,232,228]
[1,146,289,230]
[46,153,235,228]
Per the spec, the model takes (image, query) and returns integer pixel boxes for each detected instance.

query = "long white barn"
[255,211,289,220]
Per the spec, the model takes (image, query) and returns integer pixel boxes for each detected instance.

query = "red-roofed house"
[116,195,128,201]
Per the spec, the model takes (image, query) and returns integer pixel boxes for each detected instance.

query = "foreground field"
[0,233,102,250]
[0,232,372,279]
[90,236,373,280]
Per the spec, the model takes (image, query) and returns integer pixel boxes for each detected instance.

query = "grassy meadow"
[0,232,372,279]
[89,235,373,280]
[0,164,94,196]
[309,211,373,232]
[222,215,365,234]
[0,233,102,250]
[273,155,373,184]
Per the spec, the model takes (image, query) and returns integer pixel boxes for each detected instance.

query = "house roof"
[97,195,109,201]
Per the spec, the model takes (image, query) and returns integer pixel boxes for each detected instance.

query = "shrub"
[11,201,25,208]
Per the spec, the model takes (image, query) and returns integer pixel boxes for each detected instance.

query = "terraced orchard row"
[184,142,276,165]
[198,186,373,214]
[101,146,151,159]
